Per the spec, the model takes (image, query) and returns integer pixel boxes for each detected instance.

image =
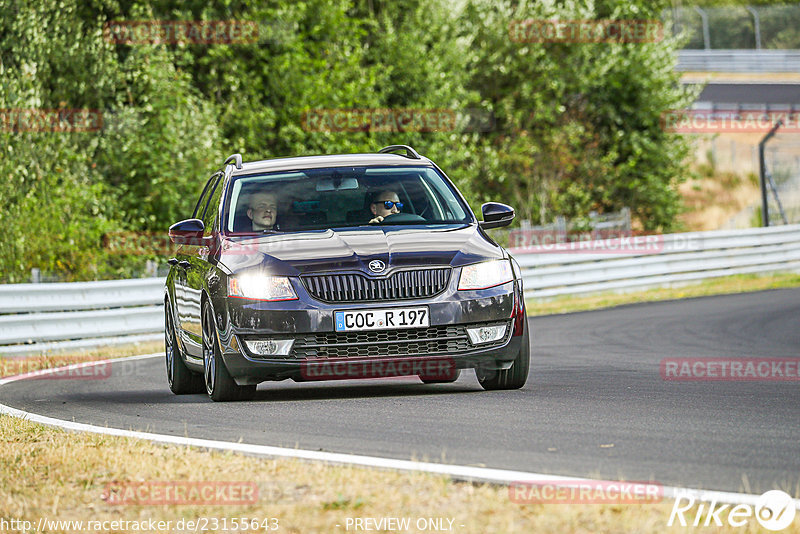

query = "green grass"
[3,416,792,534]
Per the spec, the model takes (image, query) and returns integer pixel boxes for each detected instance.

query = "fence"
[667,4,800,50]
[1,224,800,356]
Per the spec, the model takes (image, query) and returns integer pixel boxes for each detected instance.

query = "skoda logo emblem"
[368,260,386,273]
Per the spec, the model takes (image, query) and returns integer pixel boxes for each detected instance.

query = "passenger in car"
[368,190,403,224]
[246,191,279,231]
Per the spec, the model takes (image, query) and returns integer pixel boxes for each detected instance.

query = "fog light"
[466,324,507,345]
[244,339,294,356]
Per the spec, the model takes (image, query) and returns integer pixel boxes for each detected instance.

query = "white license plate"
[334,306,429,332]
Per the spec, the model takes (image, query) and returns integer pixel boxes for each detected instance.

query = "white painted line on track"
[1,354,797,508]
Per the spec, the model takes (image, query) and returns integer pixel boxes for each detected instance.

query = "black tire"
[202,301,256,402]
[420,369,462,384]
[166,303,204,394]
[477,318,530,391]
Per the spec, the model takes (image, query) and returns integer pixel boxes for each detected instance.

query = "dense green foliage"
[0,0,693,282]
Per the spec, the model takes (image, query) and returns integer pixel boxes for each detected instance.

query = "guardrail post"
[693,7,711,50]
[759,120,783,227]
[30,268,40,284]
[746,6,761,50]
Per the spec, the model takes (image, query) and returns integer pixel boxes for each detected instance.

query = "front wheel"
[202,302,256,402]
[477,318,530,391]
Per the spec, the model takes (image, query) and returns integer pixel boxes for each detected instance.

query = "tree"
[460,0,694,230]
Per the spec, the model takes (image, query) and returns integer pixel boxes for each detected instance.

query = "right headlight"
[458,260,514,290]
[228,274,297,301]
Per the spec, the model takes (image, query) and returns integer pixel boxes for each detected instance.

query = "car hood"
[218,224,504,276]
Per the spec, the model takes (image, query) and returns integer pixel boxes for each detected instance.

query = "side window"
[192,174,218,220]
[202,174,223,236]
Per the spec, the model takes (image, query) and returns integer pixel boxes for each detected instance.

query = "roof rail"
[224,153,243,170]
[378,145,422,160]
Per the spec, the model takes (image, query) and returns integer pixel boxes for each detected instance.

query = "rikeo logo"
[669,490,797,531]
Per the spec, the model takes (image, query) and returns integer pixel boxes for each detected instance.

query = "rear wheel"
[477,319,530,391]
[165,303,204,394]
[202,301,256,402]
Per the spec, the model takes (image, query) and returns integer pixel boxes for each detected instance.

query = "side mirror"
[168,219,206,245]
[479,202,515,229]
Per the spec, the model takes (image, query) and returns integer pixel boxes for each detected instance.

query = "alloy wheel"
[202,305,217,395]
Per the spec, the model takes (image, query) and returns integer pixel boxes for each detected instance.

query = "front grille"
[288,321,511,360]
[302,268,450,303]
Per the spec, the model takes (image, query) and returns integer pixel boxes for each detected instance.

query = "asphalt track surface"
[696,83,800,105]
[2,289,799,494]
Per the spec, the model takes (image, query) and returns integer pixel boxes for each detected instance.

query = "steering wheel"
[380,212,426,223]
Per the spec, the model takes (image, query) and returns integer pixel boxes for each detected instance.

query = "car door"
[177,172,222,358]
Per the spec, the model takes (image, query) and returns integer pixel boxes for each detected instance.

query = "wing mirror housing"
[479,202,515,229]
[168,219,207,245]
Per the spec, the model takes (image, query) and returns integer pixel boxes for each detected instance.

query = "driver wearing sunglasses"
[368,190,404,224]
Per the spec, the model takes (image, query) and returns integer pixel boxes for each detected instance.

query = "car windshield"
[224,166,473,233]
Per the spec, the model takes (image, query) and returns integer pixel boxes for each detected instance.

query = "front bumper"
[211,279,526,384]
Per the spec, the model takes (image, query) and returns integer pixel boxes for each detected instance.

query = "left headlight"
[228,274,298,301]
[458,260,514,291]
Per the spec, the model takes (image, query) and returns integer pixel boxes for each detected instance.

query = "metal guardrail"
[1,225,799,356]
[0,308,163,345]
[0,278,164,357]
[0,278,164,313]
[513,224,800,299]
[676,50,800,72]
